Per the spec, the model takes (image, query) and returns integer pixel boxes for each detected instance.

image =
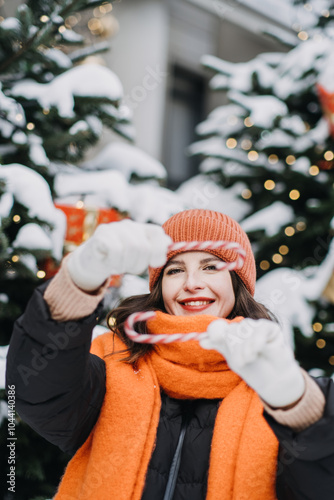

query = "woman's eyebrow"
[165,256,221,268]
[200,257,221,264]
[164,260,184,268]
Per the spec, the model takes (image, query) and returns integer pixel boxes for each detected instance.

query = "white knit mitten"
[200,318,305,408]
[67,220,172,291]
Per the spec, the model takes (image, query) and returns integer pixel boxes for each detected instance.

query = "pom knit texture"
[149,209,256,295]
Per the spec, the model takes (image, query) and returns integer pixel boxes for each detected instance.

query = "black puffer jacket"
[142,395,220,500]
[6,284,334,499]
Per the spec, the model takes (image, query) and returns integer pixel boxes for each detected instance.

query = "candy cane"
[124,310,208,344]
[166,240,246,271]
[123,240,245,345]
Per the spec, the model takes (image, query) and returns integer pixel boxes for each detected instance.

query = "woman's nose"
[183,272,205,291]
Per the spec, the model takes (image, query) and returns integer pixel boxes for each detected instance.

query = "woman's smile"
[162,251,235,318]
[178,297,215,312]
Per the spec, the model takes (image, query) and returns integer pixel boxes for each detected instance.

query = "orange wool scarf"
[55,312,279,500]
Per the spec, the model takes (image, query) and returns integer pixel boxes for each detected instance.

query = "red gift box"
[55,203,126,245]
[41,204,127,287]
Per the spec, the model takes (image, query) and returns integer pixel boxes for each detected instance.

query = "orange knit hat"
[149,209,256,295]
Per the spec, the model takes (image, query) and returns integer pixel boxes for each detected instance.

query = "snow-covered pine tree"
[0,1,132,172]
[0,1,184,497]
[185,1,334,375]
[0,0,131,343]
[0,1,128,496]
[0,0,184,341]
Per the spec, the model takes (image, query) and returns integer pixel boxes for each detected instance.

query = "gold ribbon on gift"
[322,271,334,304]
[83,207,99,241]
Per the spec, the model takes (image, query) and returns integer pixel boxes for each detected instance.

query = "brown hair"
[107,271,275,364]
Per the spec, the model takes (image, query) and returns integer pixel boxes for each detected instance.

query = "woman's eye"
[204,265,218,271]
[166,268,183,275]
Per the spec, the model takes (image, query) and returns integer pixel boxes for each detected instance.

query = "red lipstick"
[178,297,215,312]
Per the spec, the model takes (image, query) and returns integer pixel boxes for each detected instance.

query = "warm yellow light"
[241,189,252,199]
[329,356,334,366]
[244,117,253,127]
[324,150,334,161]
[241,139,252,150]
[296,221,306,231]
[313,322,323,332]
[13,215,21,223]
[94,7,104,17]
[88,18,102,32]
[76,200,85,209]
[12,255,20,262]
[40,15,49,22]
[268,154,278,164]
[101,3,112,12]
[289,189,300,200]
[322,9,330,17]
[285,226,295,237]
[279,245,289,255]
[226,138,237,149]
[248,150,258,161]
[26,122,35,130]
[260,260,270,271]
[58,25,66,33]
[298,31,309,41]
[309,165,319,176]
[272,254,283,264]
[264,179,275,190]
[65,15,79,28]
[15,113,23,121]
[286,155,296,165]
[316,339,326,349]
[37,270,46,279]
[108,316,116,328]
[43,108,50,115]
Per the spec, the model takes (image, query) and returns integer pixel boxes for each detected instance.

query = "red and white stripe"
[123,239,245,345]
[124,310,208,344]
[167,240,246,271]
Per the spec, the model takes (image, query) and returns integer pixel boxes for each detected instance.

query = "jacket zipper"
[163,413,188,500]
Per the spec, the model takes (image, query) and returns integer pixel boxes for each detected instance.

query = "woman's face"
[161,251,235,318]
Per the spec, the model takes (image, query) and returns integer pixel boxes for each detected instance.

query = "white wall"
[0,0,21,17]
[103,0,170,161]
[168,0,220,74]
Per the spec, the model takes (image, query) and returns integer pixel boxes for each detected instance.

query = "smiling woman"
[108,209,271,362]
[161,252,235,317]
[6,209,333,500]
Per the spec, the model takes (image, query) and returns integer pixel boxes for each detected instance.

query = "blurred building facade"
[106,0,292,188]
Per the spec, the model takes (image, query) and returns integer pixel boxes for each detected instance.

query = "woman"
[6,209,334,499]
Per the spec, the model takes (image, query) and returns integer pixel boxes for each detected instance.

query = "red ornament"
[317,83,334,138]
[317,159,334,170]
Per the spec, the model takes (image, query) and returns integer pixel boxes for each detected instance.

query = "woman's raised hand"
[200,318,305,408]
[67,219,172,291]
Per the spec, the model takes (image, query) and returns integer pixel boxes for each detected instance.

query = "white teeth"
[183,301,212,306]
